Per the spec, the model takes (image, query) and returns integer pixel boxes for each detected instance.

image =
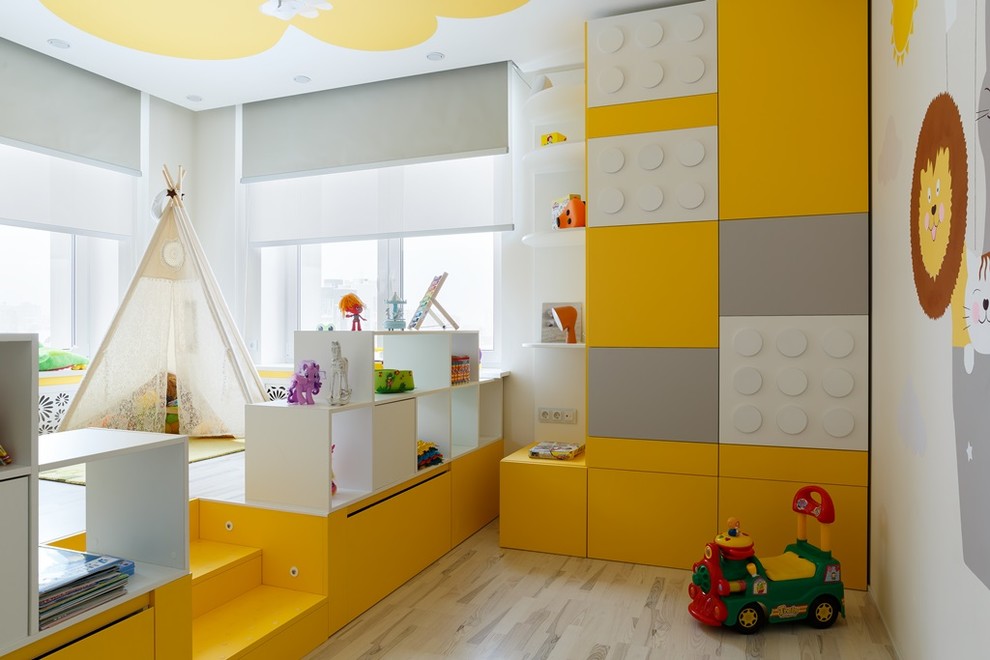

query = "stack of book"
[38,546,134,630]
[529,442,584,460]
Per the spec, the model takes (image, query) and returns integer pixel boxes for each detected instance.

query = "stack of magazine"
[38,546,134,630]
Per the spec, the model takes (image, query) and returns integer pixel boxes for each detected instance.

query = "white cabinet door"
[0,477,29,645]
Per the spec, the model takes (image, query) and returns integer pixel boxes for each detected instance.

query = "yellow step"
[192,585,328,660]
[190,539,263,619]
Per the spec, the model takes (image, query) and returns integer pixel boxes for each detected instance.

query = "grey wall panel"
[719,214,869,316]
[588,347,718,442]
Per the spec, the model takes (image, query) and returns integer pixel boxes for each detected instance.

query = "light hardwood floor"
[39,454,898,659]
[304,518,897,660]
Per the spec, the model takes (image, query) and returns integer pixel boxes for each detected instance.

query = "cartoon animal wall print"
[963,250,990,373]
[909,93,968,320]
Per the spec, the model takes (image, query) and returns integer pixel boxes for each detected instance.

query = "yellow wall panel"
[586,437,717,476]
[718,477,867,590]
[587,94,717,139]
[197,501,327,595]
[720,445,868,487]
[451,439,503,546]
[500,445,587,556]
[152,575,192,660]
[587,222,718,347]
[588,469,716,569]
[718,1,868,219]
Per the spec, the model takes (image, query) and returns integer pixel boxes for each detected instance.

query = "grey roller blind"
[242,62,510,182]
[0,38,141,174]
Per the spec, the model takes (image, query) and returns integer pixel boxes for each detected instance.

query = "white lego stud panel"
[588,126,717,227]
[587,0,717,108]
[719,316,868,452]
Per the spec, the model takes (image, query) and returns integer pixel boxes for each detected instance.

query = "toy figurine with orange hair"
[339,293,367,331]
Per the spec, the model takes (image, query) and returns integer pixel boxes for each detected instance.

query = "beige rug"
[40,436,245,486]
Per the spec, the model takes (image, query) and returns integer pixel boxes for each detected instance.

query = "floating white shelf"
[522,140,585,174]
[522,227,585,248]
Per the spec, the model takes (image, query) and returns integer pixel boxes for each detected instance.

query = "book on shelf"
[37,545,134,629]
[529,442,584,460]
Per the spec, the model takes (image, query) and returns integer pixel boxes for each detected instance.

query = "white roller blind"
[246,153,509,245]
[242,62,510,182]
[0,38,140,173]
[0,143,134,236]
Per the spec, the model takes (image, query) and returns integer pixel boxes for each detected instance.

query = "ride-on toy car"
[687,485,844,634]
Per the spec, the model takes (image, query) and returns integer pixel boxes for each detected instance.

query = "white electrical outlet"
[537,407,577,424]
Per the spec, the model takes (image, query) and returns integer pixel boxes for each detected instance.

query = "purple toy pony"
[287,360,322,405]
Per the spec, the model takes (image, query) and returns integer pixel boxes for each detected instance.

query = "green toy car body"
[687,486,845,634]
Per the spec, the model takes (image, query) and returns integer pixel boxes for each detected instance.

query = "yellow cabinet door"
[45,609,154,660]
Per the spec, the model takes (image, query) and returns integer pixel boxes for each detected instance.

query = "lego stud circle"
[597,25,625,53]
[777,406,808,435]
[776,328,808,358]
[823,328,855,358]
[638,144,664,170]
[677,56,706,84]
[733,328,763,357]
[225,521,234,531]
[636,185,663,212]
[823,409,855,438]
[675,13,705,42]
[635,62,665,89]
[677,182,705,209]
[733,366,763,395]
[289,566,300,578]
[598,67,625,94]
[733,405,763,433]
[598,187,625,214]
[777,367,808,396]
[676,139,706,167]
[636,21,664,47]
[599,147,625,174]
[822,368,855,398]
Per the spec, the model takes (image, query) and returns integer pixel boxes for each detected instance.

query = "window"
[0,143,134,356]
[246,154,507,365]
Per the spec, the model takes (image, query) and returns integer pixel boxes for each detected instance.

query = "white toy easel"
[407,272,459,330]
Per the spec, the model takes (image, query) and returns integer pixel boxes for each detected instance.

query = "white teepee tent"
[59,166,267,437]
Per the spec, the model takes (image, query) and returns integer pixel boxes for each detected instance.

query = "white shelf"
[0,333,191,657]
[525,84,585,124]
[522,140,585,174]
[522,228,585,248]
[522,342,586,349]
[246,330,498,513]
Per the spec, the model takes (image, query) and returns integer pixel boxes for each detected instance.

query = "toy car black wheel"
[808,595,841,629]
[733,603,765,634]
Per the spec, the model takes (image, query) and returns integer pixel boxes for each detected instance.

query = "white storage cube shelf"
[1,333,191,655]
[245,330,494,513]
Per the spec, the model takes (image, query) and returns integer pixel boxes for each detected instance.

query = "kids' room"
[0,1,985,658]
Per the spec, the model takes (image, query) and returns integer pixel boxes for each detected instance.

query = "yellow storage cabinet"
[588,468,716,569]
[451,440,503,547]
[44,609,155,660]
[718,0,868,220]
[500,445,587,557]
[586,222,718,349]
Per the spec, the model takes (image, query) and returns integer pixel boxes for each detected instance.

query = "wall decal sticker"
[909,93,967,319]
[891,0,918,65]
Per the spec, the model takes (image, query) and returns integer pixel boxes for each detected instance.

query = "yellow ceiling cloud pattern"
[40,0,528,59]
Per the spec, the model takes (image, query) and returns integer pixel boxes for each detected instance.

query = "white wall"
[871,1,990,657]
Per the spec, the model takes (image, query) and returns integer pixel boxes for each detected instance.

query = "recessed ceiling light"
[47,38,70,49]
[186,95,203,103]
[293,75,312,84]
[426,51,445,62]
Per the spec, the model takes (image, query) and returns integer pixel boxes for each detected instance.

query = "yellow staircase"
[189,500,330,660]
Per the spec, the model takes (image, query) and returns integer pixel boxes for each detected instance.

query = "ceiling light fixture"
[426,51,445,62]
[47,38,70,49]
[293,75,312,84]
[260,0,332,21]
[186,94,203,103]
